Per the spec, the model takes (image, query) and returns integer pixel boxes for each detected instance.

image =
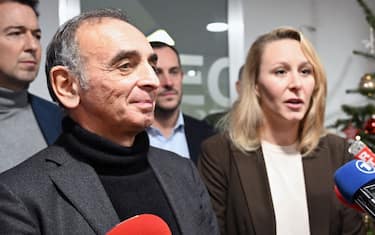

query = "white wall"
[316,0,375,126]
[29,0,59,101]
[241,0,375,127]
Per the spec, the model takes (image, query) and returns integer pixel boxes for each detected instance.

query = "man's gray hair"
[45,8,128,103]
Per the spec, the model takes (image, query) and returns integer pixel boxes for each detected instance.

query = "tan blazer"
[198,133,365,235]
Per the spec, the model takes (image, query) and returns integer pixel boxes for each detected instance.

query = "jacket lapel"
[234,142,333,235]
[303,145,332,235]
[148,149,198,235]
[232,147,276,234]
[47,147,119,234]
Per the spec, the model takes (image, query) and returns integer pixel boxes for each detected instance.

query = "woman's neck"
[260,119,300,146]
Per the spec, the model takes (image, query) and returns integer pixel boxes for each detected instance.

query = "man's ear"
[49,66,80,109]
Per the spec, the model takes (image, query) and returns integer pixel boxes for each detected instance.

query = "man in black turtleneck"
[0,8,219,235]
[0,0,62,173]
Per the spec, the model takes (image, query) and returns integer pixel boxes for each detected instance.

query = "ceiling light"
[206,22,228,32]
[147,29,175,46]
[187,70,197,77]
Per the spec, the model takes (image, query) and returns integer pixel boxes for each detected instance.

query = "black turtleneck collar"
[57,117,150,175]
[57,117,181,234]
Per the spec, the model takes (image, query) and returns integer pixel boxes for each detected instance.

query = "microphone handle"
[354,184,375,218]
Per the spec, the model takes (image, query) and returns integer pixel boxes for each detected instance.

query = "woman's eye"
[301,68,312,75]
[275,69,286,75]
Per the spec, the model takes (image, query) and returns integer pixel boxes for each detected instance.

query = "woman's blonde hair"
[223,27,327,156]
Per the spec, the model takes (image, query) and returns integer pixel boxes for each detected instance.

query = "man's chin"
[155,104,179,113]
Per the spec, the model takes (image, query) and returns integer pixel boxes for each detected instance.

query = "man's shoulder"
[29,93,62,120]
[318,133,348,149]
[28,94,63,144]
[29,94,60,111]
[183,114,214,131]
[0,146,65,187]
[203,111,227,126]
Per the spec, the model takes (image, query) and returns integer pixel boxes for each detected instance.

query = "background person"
[198,27,364,235]
[0,0,62,173]
[203,64,244,130]
[147,41,215,164]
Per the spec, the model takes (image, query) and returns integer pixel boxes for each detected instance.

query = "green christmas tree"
[330,0,375,150]
[330,1,375,233]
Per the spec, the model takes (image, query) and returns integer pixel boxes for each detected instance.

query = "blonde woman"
[198,27,364,235]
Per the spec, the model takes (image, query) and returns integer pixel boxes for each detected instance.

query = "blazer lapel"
[47,149,119,234]
[148,149,193,235]
[303,146,332,235]
[232,141,333,235]
[232,147,276,235]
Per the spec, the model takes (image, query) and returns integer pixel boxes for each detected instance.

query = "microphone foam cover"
[106,214,172,235]
[334,159,375,203]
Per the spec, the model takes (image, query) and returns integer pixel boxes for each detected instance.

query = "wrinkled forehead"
[75,17,152,54]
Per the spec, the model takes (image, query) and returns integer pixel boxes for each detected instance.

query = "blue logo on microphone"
[355,160,375,174]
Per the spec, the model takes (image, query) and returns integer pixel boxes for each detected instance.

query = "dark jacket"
[0,144,219,235]
[183,114,215,164]
[198,133,365,235]
[29,94,62,144]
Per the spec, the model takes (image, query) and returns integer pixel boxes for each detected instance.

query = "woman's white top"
[261,140,310,235]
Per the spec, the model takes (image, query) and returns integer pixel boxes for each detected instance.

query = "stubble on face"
[155,92,182,116]
[153,47,183,117]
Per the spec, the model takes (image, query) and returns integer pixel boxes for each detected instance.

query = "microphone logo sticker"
[355,160,375,174]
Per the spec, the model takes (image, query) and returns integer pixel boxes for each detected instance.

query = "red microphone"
[106,214,172,235]
[349,139,375,166]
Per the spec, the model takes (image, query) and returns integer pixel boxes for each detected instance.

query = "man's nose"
[158,73,173,87]
[138,64,160,90]
[24,32,40,53]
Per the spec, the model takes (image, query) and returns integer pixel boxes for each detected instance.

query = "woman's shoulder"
[316,133,351,164]
[200,132,234,159]
[320,133,348,148]
[202,132,230,147]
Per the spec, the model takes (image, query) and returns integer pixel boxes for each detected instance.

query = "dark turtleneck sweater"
[57,118,180,235]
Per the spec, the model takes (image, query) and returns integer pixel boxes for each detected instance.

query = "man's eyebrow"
[170,66,181,71]
[109,50,140,66]
[4,25,41,33]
